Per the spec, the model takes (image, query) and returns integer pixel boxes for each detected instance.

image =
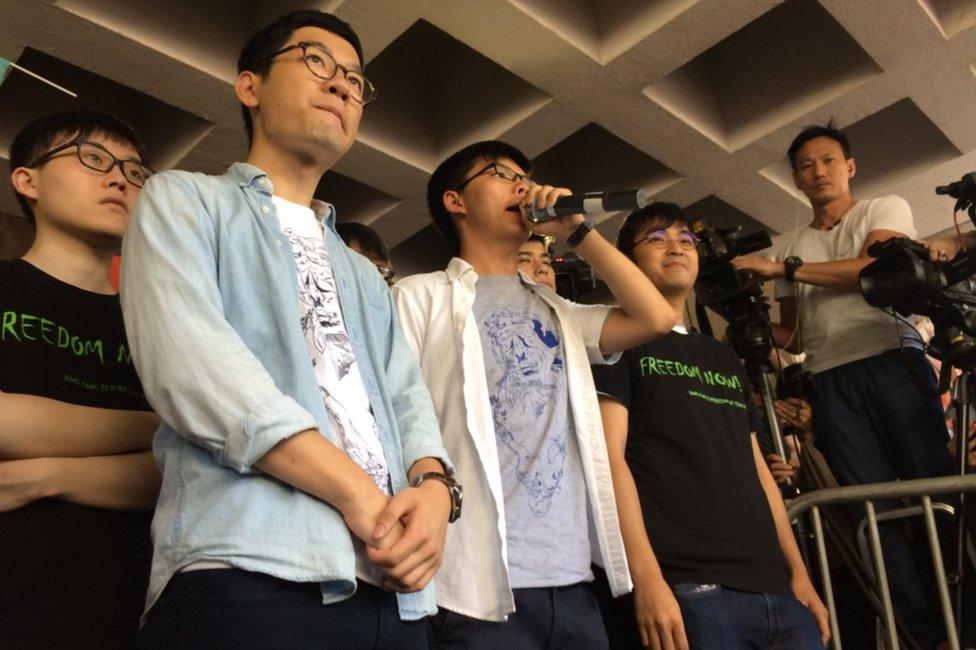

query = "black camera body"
[692,221,775,368]
[860,237,976,369]
[693,224,773,309]
[860,237,976,321]
[858,172,976,371]
[552,252,597,302]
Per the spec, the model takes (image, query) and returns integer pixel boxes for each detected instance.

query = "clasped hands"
[342,478,452,593]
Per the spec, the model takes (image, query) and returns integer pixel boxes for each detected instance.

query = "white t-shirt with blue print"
[472,275,591,589]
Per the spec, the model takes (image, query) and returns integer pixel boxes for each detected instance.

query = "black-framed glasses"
[29,139,154,188]
[256,41,377,105]
[456,162,531,191]
[635,229,700,250]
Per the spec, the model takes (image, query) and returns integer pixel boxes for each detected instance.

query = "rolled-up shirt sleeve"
[120,173,317,473]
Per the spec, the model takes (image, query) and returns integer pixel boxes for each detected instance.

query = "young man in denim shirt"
[122,11,456,649]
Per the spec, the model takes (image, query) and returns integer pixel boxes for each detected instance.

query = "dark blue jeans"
[811,348,953,649]
[138,569,427,650]
[674,584,824,649]
[427,582,607,650]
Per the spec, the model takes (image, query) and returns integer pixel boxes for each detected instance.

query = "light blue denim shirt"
[120,162,449,620]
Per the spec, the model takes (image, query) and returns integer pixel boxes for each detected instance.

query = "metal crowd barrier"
[786,474,976,650]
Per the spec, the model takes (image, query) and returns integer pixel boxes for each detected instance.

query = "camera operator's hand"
[773,398,812,433]
[520,184,585,242]
[730,254,783,282]
[924,235,966,262]
[765,453,798,485]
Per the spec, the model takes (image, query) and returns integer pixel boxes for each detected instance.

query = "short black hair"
[237,10,364,146]
[521,233,551,255]
[336,221,389,262]
[427,140,532,256]
[8,110,145,228]
[787,120,852,171]
[616,201,690,261]
[524,233,549,248]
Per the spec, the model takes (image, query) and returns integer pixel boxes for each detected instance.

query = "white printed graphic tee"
[275,196,391,585]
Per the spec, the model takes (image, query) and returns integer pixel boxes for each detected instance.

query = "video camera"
[692,222,773,308]
[860,238,976,320]
[692,220,775,367]
[859,173,976,370]
[553,252,597,302]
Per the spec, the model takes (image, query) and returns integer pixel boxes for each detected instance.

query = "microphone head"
[526,202,557,224]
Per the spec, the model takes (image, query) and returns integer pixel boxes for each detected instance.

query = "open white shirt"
[392,257,632,621]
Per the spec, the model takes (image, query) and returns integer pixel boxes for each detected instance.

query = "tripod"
[745,354,800,497]
[718,287,801,498]
[928,326,976,645]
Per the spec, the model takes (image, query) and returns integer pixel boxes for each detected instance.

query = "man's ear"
[847,157,856,180]
[235,71,261,111]
[443,190,466,217]
[10,167,39,203]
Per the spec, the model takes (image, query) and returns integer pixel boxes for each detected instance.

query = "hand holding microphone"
[520,185,585,243]
[520,184,648,244]
[525,188,648,223]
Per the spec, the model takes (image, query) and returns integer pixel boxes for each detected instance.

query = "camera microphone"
[936,172,976,199]
[526,189,647,223]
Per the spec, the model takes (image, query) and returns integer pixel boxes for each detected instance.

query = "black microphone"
[526,189,647,223]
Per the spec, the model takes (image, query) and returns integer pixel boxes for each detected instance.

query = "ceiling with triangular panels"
[4,0,976,278]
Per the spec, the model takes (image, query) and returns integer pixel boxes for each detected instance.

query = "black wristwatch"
[784,255,804,282]
[411,472,463,523]
[567,219,595,248]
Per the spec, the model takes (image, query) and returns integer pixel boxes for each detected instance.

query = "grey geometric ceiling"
[4,0,976,277]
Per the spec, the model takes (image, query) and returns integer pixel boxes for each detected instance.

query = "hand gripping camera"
[860,175,976,371]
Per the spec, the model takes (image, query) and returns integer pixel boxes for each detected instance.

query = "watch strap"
[411,472,462,523]
[784,256,804,282]
[567,219,595,248]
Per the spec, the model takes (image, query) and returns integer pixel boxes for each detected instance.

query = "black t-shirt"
[592,328,791,595]
[0,259,153,649]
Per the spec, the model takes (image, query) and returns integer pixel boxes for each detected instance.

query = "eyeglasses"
[256,41,377,105]
[635,230,700,250]
[29,139,154,187]
[456,162,531,191]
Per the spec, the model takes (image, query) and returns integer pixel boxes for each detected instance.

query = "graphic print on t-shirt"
[0,260,147,406]
[591,331,791,596]
[483,304,566,516]
[0,259,152,643]
[281,226,391,494]
[636,353,748,409]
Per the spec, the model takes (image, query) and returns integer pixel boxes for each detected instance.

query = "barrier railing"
[786,474,976,650]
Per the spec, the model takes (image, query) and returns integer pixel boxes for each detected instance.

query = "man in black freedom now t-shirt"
[591,203,829,649]
[0,111,159,649]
